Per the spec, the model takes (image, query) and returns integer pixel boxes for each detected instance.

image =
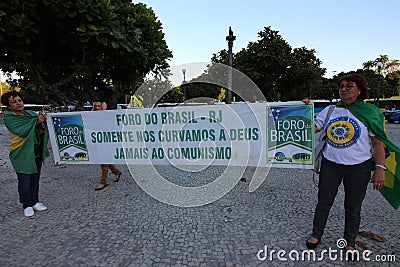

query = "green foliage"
[129,95,143,108]
[209,28,400,102]
[183,83,221,102]
[385,71,400,96]
[135,75,183,106]
[211,27,326,101]
[361,56,400,98]
[159,86,184,104]
[0,0,172,106]
[174,63,231,102]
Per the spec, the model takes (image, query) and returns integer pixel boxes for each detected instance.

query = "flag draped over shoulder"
[337,100,400,209]
[4,110,49,174]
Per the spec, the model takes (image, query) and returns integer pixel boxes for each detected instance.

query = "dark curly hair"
[1,91,23,107]
[337,74,368,100]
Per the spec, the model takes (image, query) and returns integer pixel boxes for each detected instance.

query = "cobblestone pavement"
[0,120,399,266]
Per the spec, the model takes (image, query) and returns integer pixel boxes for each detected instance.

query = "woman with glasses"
[306,74,387,254]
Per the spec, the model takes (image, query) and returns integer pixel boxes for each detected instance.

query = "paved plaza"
[0,121,399,266]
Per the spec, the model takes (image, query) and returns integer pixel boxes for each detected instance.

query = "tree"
[133,73,183,107]
[179,62,234,102]
[211,27,326,101]
[362,55,400,98]
[362,60,375,70]
[233,27,292,101]
[385,71,400,97]
[280,47,325,100]
[159,86,184,104]
[386,60,400,74]
[0,0,172,107]
[363,55,400,76]
[315,77,337,100]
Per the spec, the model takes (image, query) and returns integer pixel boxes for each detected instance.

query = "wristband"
[375,164,386,170]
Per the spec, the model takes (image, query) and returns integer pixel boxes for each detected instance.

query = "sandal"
[95,184,108,191]
[306,236,320,249]
[114,172,122,182]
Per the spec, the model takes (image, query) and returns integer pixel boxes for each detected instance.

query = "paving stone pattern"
[0,121,399,266]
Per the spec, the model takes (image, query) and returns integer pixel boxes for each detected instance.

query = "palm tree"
[375,55,389,76]
[363,60,375,70]
[376,54,389,65]
[386,60,400,74]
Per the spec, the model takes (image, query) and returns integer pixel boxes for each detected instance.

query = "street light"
[376,61,383,108]
[182,68,187,101]
[226,26,236,104]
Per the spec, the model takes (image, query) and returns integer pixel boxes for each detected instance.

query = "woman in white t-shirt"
[306,74,386,254]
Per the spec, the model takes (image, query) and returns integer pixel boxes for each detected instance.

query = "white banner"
[47,102,314,169]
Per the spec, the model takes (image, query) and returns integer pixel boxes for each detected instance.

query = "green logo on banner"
[267,105,313,165]
[268,116,313,148]
[51,115,89,161]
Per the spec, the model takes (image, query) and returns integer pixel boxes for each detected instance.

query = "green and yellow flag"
[4,110,49,174]
[337,100,400,209]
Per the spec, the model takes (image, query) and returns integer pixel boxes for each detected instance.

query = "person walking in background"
[92,100,122,191]
[1,91,49,217]
[306,74,387,254]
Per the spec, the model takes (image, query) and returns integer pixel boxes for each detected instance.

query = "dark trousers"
[16,158,42,209]
[312,156,371,247]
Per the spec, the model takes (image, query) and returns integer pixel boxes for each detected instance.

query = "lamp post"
[376,61,383,108]
[226,27,236,104]
[182,68,187,101]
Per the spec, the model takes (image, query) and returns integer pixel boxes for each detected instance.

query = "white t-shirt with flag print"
[315,105,374,165]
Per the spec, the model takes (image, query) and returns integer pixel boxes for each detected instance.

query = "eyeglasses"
[338,84,357,90]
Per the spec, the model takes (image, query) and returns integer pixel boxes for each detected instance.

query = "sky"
[138,0,400,83]
[1,1,399,85]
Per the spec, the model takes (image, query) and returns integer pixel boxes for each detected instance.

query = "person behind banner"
[305,74,386,254]
[92,100,122,191]
[1,91,50,217]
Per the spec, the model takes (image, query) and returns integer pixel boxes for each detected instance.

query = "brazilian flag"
[4,110,49,174]
[337,101,400,209]
[379,144,400,209]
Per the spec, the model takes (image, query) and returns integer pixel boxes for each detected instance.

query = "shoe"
[33,202,47,211]
[24,207,34,217]
[306,237,320,249]
[95,184,108,191]
[114,172,122,182]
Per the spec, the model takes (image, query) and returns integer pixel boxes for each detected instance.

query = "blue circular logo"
[325,116,361,149]
[274,152,286,161]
